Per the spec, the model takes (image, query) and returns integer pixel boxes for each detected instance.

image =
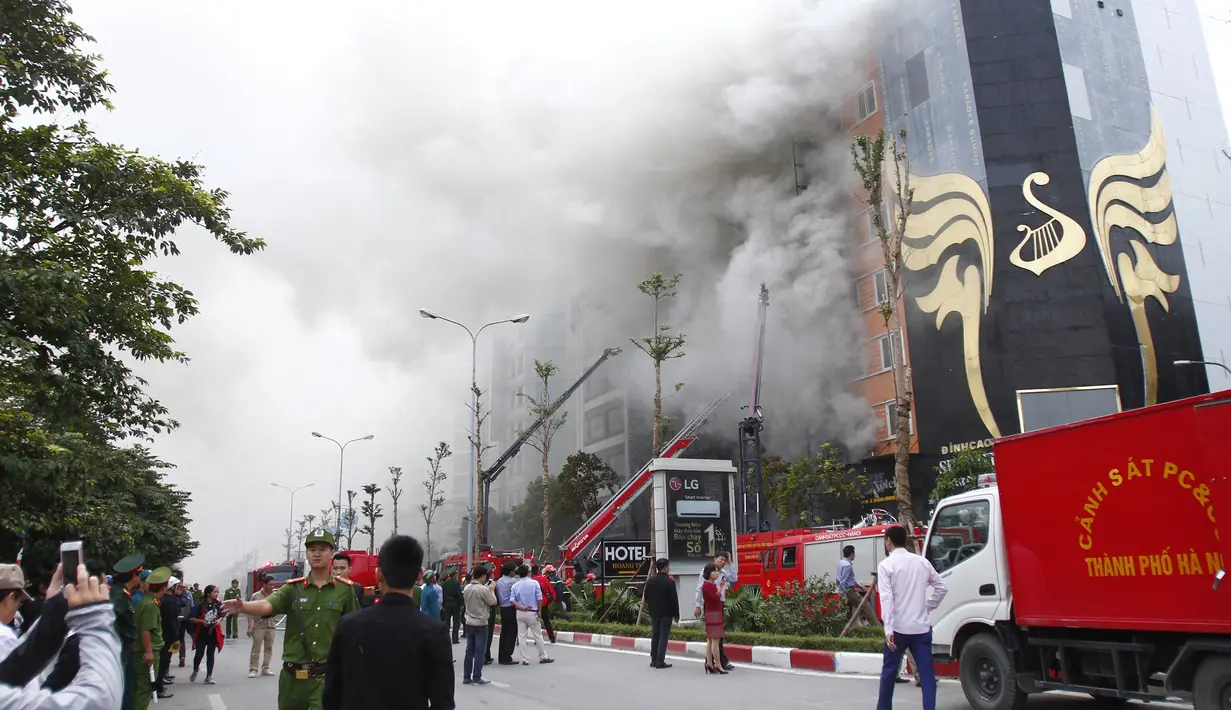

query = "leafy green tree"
[931,449,994,502]
[519,360,566,560]
[342,490,359,549]
[765,444,868,526]
[419,442,450,562]
[360,484,383,554]
[556,451,621,522]
[0,0,260,567]
[631,273,687,454]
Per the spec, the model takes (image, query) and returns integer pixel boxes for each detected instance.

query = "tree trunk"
[426,527,432,563]
[888,305,915,531]
[541,446,552,560]
[652,362,663,454]
[474,429,486,554]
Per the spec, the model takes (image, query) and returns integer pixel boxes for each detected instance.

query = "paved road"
[150,630,1187,709]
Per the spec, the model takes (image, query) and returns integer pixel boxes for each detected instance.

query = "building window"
[866,203,887,243]
[883,400,913,439]
[873,270,889,306]
[876,331,902,371]
[856,82,878,123]
[1016,385,1120,433]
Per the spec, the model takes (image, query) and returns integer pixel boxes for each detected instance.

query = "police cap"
[305,528,336,548]
[146,567,172,585]
[114,554,145,575]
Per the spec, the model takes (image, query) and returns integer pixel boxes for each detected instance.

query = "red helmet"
[543,565,556,573]
[585,573,596,581]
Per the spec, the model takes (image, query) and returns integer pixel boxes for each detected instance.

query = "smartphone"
[60,540,83,577]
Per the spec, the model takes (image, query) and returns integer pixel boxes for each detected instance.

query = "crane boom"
[479,346,622,544]
[739,284,770,533]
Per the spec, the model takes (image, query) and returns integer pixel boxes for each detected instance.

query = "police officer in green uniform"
[223,529,359,710]
[112,554,145,710]
[223,579,242,638]
[131,567,171,710]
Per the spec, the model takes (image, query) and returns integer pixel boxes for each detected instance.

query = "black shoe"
[499,660,517,666]
[659,663,673,669]
[178,660,185,668]
[156,691,174,699]
[721,662,734,671]
[895,676,910,684]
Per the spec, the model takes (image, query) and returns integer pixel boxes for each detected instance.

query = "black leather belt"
[282,661,326,679]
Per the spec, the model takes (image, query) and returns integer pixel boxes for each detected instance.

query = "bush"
[574,580,641,624]
[551,619,883,653]
[761,577,850,637]
[723,587,765,633]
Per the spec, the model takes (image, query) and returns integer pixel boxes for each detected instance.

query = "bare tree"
[468,383,496,552]
[360,484,384,554]
[295,515,313,550]
[519,360,567,560]
[631,272,686,561]
[343,490,359,549]
[852,128,916,530]
[388,466,404,535]
[419,442,451,562]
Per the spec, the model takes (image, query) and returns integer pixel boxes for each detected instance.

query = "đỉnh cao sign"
[666,471,732,564]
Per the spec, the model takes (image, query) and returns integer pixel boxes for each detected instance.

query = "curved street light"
[1174,359,1231,377]
[419,309,529,574]
[270,482,314,561]
[311,432,375,533]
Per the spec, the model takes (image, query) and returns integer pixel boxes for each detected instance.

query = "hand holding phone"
[59,541,82,581]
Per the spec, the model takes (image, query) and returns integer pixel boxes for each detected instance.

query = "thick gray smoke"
[286,0,890,454]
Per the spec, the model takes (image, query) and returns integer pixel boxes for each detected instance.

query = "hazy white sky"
[66,1,1230,584]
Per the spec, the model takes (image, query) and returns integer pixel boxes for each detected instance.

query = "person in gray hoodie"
[0,565,122,710]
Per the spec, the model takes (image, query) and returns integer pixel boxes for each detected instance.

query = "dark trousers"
[155,647,172,690]
[463,625,487,681]
[878,631,936,710]
[485,607,496,662]
[719,638,729,665]
[445,608,462,643]
[177,626,188,663]
[192,636,218,677]
[540,604,555,642]
[649,615,672,666]
[121,653,133,710]
[498,606,518,663]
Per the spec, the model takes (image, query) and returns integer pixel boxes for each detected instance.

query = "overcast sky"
[67,1,1231,585]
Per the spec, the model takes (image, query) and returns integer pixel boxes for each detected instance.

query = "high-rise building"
[851,0,1227,515]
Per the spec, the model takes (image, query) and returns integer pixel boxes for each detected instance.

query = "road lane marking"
[208,694,226,710]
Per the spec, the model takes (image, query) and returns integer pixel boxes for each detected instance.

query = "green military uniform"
[223,581,242,638]
[112,554,144,710]
[263,529,359,710]
[131,567,170,710]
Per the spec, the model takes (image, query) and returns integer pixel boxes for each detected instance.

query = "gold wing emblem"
[903,173,1001,439]
[1009,172,1088,275]
[1088,106,1180,406]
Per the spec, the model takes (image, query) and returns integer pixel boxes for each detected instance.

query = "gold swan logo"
[1009,172,1089,276]
[1089,106,1180,406]
[903,172,1002,439]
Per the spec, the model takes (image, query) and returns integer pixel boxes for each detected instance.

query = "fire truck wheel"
[959,633,1028,710]
[1193,655,1231,710]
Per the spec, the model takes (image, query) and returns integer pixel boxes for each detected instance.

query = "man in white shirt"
[876,525,947,710]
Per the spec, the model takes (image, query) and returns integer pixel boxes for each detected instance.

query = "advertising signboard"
[599,540,651,579]
[666,471,733,563]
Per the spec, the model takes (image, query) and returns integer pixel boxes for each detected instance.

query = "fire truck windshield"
[262,566,297,583]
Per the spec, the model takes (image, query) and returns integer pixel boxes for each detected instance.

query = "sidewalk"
[494,625,960,676]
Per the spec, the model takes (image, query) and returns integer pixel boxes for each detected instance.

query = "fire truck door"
[1193,397,1230,590]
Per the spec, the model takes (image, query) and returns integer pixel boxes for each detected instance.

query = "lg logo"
[669,477,699,491]
[669,477,682,491]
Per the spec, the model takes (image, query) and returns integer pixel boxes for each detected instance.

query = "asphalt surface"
[150,630,1190,709]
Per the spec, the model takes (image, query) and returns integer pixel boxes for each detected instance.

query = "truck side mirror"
[1215,568,1225,592]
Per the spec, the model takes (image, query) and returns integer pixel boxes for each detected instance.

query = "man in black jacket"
[154,576,180,699]
[323,535,453,710]
[643,558,679,669]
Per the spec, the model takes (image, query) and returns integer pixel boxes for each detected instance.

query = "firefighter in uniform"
[222,528,359,710]
[223,579,242,638]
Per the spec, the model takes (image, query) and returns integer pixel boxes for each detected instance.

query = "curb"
[493,625,959,676]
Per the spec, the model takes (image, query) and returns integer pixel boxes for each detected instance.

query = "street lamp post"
[419,308,529,576]
[311,432,375,534]
[270,482,314,561]
[1174,359,1231,377]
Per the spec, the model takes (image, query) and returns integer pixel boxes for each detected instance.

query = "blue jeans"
[877,630,936,710]
[464,625,487,681]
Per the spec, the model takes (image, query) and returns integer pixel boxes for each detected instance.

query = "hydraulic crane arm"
[482,347,623,488]
[559,394,729,563]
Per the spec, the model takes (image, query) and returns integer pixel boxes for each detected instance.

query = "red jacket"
[532,575,556,606]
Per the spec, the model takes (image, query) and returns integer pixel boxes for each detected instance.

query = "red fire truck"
[435,549,535,580]
[930,389,1229,708]
[246,560,302,598]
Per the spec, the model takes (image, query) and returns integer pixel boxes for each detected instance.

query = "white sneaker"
[248,670,257,679]
[261,670,275,677]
